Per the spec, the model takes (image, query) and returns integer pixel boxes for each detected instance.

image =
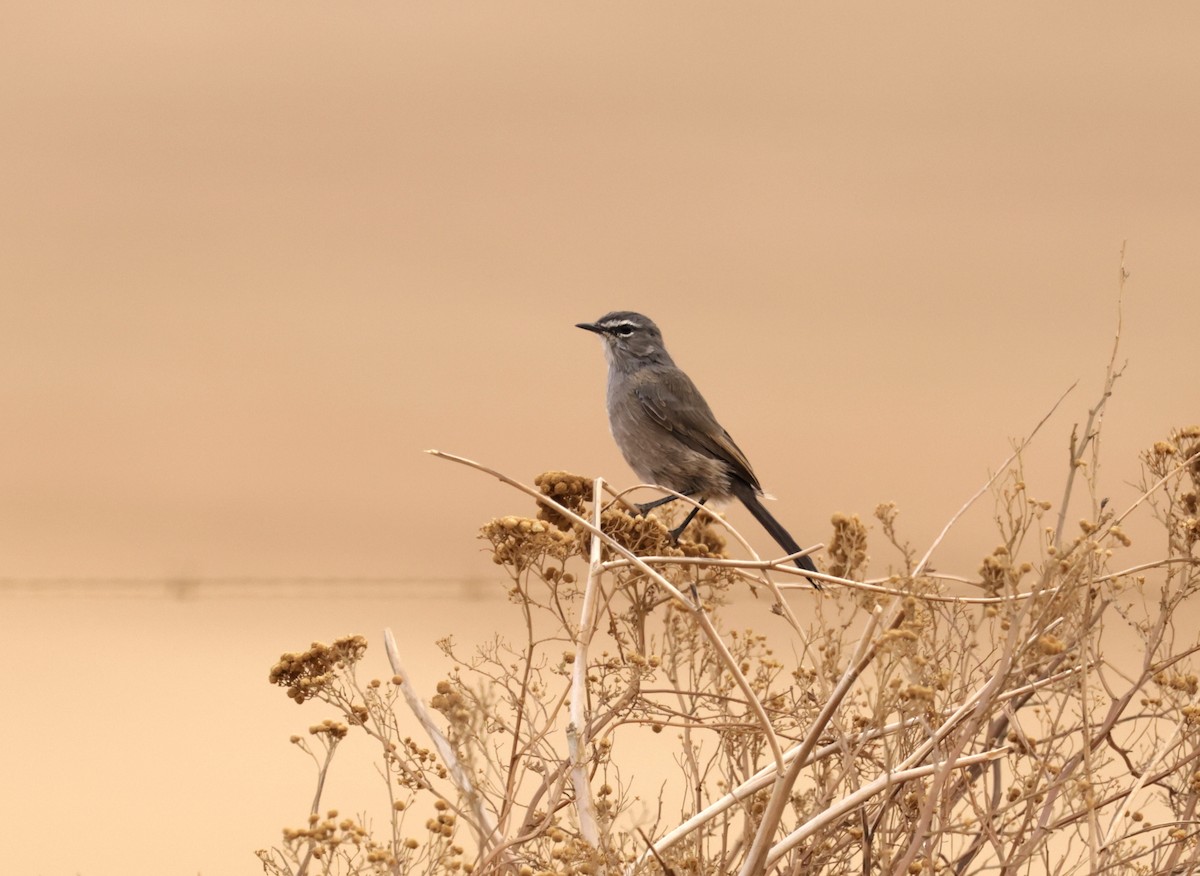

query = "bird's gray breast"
[606,372,655,481]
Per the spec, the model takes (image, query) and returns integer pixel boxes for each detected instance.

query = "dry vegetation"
[258,322,1200,876]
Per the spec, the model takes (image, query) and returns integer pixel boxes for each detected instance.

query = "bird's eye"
[614,325,635,337]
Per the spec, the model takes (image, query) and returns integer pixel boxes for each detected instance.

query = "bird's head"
[576,311,671,368]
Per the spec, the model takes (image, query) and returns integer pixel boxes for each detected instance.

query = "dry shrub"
[259,295,1199,874]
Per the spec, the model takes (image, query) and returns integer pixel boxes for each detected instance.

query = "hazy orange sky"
[3,4,1200,876]
[3,3,1199,586]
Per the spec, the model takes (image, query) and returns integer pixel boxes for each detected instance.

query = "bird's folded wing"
[632,370,762,491]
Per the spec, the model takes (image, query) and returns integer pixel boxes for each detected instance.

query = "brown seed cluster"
[480,515,578,569]
[685,519,728,557]
[599,507,678,556]
[431,679,473,726]
[487,471,735,574]
[1144,426,1200,496]
[277,810,398,870]
[424,798,458,838]
[1036,634,1066,656]
[1146,429,1200,556]
[1154,671,1199,696]
[534,471,594,531]
[308,719,349,740]
[827,512,868,579]
[980,545,1020,597]
[268,635,368,704]
[400,737,444,770]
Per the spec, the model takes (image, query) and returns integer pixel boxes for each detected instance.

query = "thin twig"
[765,748,1011,868]
[567,476,606,848]
[738,601,905,876]
[383,628,500,853]
[913,382,1076,577]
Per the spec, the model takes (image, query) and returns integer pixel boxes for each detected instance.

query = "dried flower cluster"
[1143,425,1200,556]
[826,511,869,580]
[270,636,369,704]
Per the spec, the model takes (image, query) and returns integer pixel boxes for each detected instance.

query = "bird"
[576,311,820,588]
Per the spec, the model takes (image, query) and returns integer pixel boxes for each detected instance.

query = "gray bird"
[577,311,820,588]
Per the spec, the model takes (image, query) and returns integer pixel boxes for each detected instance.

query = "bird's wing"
[632,368,762,491]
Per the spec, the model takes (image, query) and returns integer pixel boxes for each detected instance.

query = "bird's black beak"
[575,322,604,335]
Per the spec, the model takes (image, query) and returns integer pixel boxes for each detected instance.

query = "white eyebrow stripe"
[602,320,639,330]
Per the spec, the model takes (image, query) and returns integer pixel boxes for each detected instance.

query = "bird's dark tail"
[732,481,821,590]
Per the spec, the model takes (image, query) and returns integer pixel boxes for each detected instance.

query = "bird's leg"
[631,491,705,544]
[634,492,688,516]
[668,498,708,544]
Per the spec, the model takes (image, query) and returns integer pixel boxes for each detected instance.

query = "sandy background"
[2,3,1198,874]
